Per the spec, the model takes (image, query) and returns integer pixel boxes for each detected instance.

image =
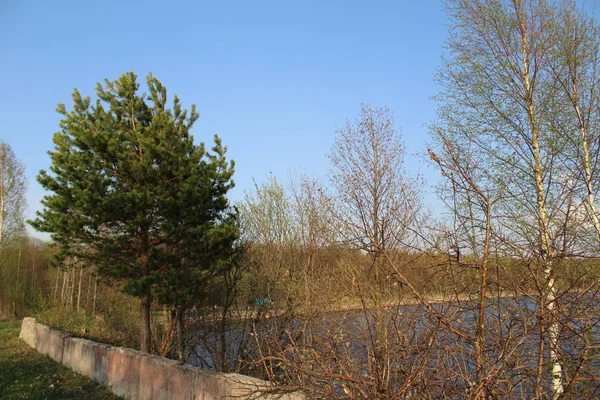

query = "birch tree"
[550,1,600,246]
[434,0,600,397]
[0,141,26,253]
[0,141,27,318]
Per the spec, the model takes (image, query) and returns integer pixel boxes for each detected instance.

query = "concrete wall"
[19,317,304,400]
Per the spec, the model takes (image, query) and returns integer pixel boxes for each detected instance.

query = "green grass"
[0,320,122,400]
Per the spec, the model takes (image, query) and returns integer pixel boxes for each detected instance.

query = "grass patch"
[0,319,122,400]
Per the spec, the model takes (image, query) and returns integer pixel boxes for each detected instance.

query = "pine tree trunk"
[219,299,231,371]
[139,228,152,354]
[140,293,152,353]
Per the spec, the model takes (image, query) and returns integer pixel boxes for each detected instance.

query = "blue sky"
[1,0,449,239]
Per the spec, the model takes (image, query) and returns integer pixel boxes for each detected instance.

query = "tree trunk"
[31,255,36,295]
[77,265,83,311]
[15,245,21,287]
[518,10,564,396]
[474,202,492,400]
[85,268,92,313]
[54,270,60,305]
[140,293,152,353]
[70,267,76,310]
[139,228,152,353]
[531,95,563,400]
[92,277,98,316]
[219,299,231,372]
[60,270,68,307]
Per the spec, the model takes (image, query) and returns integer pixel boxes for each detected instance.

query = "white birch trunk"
[77,265,83,311]
[519,13,564,396]
[85,268,92,313]
[92,278,98,316]
[60,270,68,307]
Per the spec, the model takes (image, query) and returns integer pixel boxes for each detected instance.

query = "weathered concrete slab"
[19,317,37,348]
[138,354,170,400]
[193,368,235,400]
[107,347,144,399]
[63,337,111,386]
[33,322,70,363]
[169,364,199,400]
[139,354,199,400]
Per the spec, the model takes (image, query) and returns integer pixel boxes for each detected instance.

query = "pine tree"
[31,72,237,353]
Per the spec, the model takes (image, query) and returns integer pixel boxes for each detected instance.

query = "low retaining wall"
[19,317,304,400]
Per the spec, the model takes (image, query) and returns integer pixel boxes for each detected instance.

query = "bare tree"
[327,104,423,302]
[323,104,424,395]
[328,105,421,258]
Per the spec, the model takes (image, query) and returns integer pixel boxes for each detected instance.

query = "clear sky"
[1,0,450,239]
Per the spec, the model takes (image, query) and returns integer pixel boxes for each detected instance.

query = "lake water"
[185,293,600,398]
